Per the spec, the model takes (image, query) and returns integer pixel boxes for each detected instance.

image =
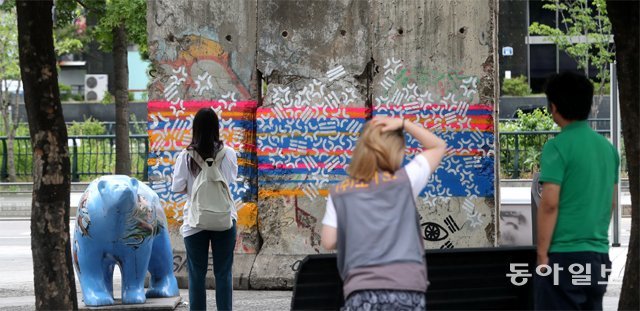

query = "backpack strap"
[214,146,227,164]
[187,146,228,168]
[186,149,208,169]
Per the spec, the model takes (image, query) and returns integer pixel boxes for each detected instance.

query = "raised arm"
[373,116,447,170]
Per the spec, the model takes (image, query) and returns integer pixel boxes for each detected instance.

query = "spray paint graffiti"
[257,77,368,201]
[148,100,258,253]
[374,58,494,200]
[256,67,368,251]
[148,34,259,253]
[373,58,495,248]
[256,102,367,250]
[153,35,251,100]
[421,214,462,248]
[294,197,321,252]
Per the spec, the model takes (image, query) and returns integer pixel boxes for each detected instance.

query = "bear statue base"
[79,296,183,310]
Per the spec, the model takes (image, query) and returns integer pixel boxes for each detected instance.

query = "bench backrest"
[291,247,536,310]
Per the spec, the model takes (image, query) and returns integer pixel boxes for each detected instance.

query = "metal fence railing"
[0,131,624,182]
[500,130,614,179]
[499,118,611,131]
[0,135,148,182]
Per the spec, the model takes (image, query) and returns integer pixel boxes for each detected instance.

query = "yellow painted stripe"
[236,203,258,227]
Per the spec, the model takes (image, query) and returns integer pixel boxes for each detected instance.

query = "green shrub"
[101,91,114,104]
[513,108,558,131]
[15,123,30,136]
[59,83,72,101]
[499,108,559,178]
[72,93,84,101]
[502,75,532,96]
[68,118,107,136]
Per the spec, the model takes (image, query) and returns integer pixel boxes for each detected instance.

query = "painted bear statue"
[73,175,179,306]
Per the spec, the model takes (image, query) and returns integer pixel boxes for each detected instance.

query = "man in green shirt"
[536,72,619,310]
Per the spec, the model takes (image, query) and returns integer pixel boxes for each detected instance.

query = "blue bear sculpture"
[73,175,179,306]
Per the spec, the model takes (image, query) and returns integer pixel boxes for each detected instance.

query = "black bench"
[291,247,536,310]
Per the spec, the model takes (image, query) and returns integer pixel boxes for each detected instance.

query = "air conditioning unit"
[84,74,108,101]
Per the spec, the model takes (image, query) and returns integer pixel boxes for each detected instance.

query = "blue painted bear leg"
[120,254,148,304]
[102,260,116,299]
[146,229,179,298]
[77,250,115,306]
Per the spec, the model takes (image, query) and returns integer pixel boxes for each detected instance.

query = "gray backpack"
[185,147,234,231]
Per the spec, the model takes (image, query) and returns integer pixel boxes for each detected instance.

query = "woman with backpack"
[320,116,446,310]
[172,108,238,311]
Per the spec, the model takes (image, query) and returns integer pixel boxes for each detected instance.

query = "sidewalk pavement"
[0,289,293,311]
[0,218,631,310]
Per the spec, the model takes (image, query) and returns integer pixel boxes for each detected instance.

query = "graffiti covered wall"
[146,0,259,288]
[147,0,498,289]
[252,0,371,288]
[370,0,499,249]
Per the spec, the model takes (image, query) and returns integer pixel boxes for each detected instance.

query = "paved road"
[0,218,631,310]
[0,220,292,310]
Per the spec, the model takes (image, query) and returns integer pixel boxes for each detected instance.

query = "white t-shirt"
[171,146,239,237]
[322,154,432,228]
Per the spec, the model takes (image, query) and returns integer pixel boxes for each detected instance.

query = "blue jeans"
[184,221,236,311]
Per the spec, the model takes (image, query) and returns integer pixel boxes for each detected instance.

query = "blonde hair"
[347,121,405,182]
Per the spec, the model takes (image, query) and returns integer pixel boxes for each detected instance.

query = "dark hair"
[187,108,223,176]
[544,71,593,121]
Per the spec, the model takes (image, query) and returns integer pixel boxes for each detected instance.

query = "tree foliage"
[54,22,87,57]
[55,0,148,59]
[0,6,19,80]
[0,5,21,182]
[95,0,147,58]
[529,0,615,95]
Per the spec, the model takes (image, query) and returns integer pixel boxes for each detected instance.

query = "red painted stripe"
[257,163,348,170]
[257,148,354,155]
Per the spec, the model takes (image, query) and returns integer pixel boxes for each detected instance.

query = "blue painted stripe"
[372,108,492,116]
[257,118,366,133]
[257,132,494,155]
[148,119,256,131]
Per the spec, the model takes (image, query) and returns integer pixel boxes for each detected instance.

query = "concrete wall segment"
[146,0,260,289]
[147,0,499,289]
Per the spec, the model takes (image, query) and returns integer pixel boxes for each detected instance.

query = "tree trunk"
[113,23,130,175]
[5,107,16,181]
[15,1,77,310]
[0,84,14,181]
[9,80,21,181]
[608,1,640,310]
[4,80,21,182]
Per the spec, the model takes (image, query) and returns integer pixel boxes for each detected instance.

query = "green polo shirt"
[539,121,619,253]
